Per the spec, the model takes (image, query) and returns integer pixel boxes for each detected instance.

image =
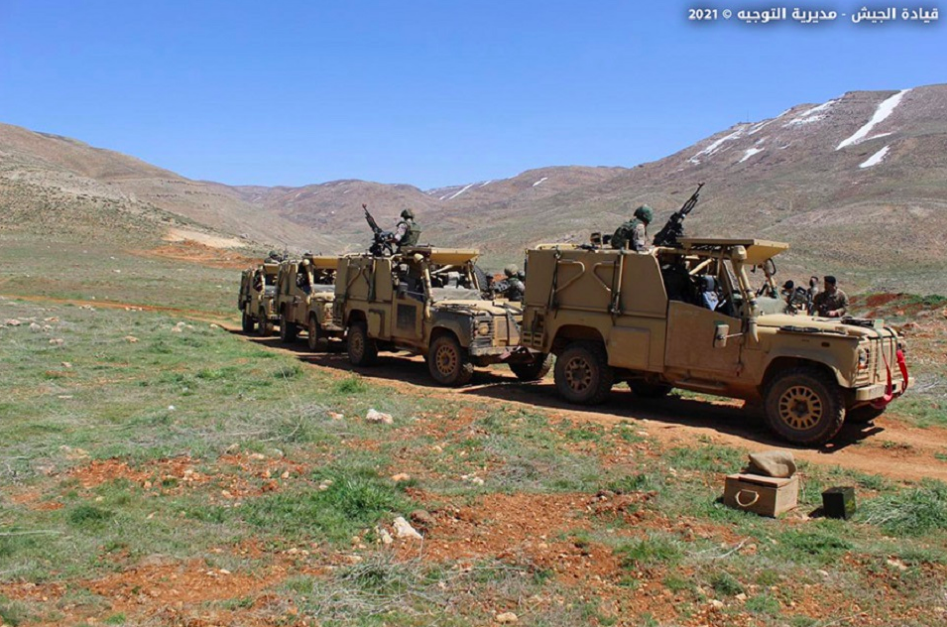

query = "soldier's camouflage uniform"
[811,289,849,317]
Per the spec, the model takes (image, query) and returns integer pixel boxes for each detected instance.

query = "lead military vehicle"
[333,246,550,386]
[275,254,345,350]
[238,261,280,335]
[520,237,911,446]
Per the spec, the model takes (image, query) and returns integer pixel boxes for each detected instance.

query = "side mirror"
[714,323,729,348]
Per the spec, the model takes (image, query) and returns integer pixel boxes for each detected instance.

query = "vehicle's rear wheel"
[241,311,255,333]
[510,353,553,381]
[628,381,672,398]
[279,312,298,343]
[846,404,886,424]
[764,367,845,446]
[347,321,378,366]
[554,342,613,404]
[428,334,474,386]
[307,315,325,351]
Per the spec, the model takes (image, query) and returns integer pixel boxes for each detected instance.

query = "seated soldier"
[699,276,719,311]
[611,205,654,252]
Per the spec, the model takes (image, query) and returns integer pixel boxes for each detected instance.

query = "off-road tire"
[509,353,553,381]
[846,404,886,424]
[258,311,272,337]
[241,311,255,334]
[347,321,379,366]
[554,341,614,405]
[473,264,490,297]
[764,367,845,446]
[628,381,672,398]
[279,312,298,343]
[307,315,324,351]
[428,334,475,386]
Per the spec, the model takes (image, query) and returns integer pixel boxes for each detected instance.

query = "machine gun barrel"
[651,182,704,248]
[363,203,383,235]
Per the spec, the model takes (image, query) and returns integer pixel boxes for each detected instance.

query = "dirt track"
[243,333,947,484]
[6,292,945,483]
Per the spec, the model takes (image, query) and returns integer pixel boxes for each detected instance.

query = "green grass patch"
[859,480,947,536]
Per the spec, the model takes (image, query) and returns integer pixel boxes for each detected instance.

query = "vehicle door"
[392,258,425,342]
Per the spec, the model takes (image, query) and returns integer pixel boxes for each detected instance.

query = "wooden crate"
[724,473,799,517]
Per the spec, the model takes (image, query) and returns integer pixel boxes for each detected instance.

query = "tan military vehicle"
[238,262,280,335]
[520,238,912,446]
[275,255,344,350]
[333,247,549,386]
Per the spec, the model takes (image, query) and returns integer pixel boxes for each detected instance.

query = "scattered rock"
[461,474,485,486]
[171,327,183,333]
[817,569,829,577]
[49,338,64,346]
[366,408,394,425]
[167,405,176,411]
[249,453,266,460]
[379,528,394,545]
[328,412,344,421]
[390,473,411,482]
[61,362,73,368]
[495,612,519,623]
[318,479,334,491]
[735,593,748,602]
[209,324,220,329]
[409,509,436,531]
[4,319,21,327]
[29,322,43,331]
[709,599,725,610]
[886,558,908,571]
[392,516,423,540]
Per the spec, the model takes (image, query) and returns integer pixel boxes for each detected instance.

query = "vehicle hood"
[757,313,895,338]
[434,299,523,316]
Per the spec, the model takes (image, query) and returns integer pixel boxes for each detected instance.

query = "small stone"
[709,599,725,609]
[393,516,423,539]
[380,529,394,545]
[171,327,183,333]
[49,338,64,345]
[29,322,43,331]
[390,473,411,482]
[328,412,344,421]
[219,569,231,575]
[735,593,747,602]
[366,408,394,425]
[817,569,829,577]
[124,336,139,343]
[886,558,908,571]
[209,324,220,329]
[495,612,518,623]
[281,470,291,479]
[4,319,21,327]
[249,453,266,460]
[61,362,73,368]
[409,509,436,531]
[167,405,176,411]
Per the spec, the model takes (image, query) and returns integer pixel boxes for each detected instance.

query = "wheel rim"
[777,385,823,431]
[434,344,458,377]
[564,355,593,393]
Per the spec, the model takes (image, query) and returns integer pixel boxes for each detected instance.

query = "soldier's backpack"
[402,220,422,247]
[611,219,638,250]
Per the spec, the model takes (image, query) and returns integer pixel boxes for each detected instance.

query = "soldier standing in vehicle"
[806,276,820,312]
[494,265,525,301]
[611,205,653,251]
[394,209,421,250]
[811,276,848,318]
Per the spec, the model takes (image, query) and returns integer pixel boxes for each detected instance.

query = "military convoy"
[237,192,911,446]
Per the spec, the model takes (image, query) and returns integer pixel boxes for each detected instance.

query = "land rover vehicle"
[520,238,911,446]
[238,261,280,335]
[333,247,550,386]
[275,255,344,350]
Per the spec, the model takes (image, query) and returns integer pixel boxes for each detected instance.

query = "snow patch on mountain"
[532,177,548,187]
[783,99,837,127]
[688,125,749,165]
[447,183,475,200]
[738,147,764,163]
[859,145,890,169]
[837,89,910,150]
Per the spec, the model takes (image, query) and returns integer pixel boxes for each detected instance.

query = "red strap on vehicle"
[871,348,909,409]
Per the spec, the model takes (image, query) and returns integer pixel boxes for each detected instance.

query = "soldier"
[394,209,422,250]
[611,205,653,251]
[266,250,283,263]
[806,275,820,312]
[811,276,848,318]
[494,265,525,302]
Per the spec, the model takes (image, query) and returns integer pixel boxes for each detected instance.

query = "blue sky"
[1,1,943,188]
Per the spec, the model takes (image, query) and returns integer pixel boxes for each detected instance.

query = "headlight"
[477,322,491,336]
[857,348,869,369]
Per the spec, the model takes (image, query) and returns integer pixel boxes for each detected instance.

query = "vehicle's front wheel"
[428,334,474,386]
[241,311,255,334]
[279,312,298,343]
[307,315,324,351]
[846,404,886,424]
[764,367,845,446]
[554,342,613,404]
[509,353,553,381]
[347,321,378,366]
[258,311,272,337]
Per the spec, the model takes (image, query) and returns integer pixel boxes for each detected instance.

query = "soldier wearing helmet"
[611,205,653,252]
[493,264,525,302]
[393,208,422,250]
